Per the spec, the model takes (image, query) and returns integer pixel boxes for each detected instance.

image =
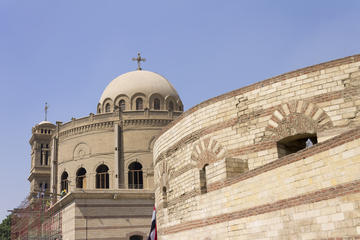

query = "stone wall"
[153,54,360,239]
[58,128,115,192]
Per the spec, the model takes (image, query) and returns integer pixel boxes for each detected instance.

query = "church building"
[26,54,183,240]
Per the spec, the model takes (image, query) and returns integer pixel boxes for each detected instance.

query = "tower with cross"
[132,52,146,70]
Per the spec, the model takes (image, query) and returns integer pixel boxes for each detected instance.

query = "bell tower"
[28,106,56,199]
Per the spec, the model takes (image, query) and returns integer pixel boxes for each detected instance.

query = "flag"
[147,206,157,240]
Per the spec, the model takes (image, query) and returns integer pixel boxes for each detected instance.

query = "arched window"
[119,100,126,111]
[168,101,174,111]
[105,103,111,113]
[45,151,49,165]
[40,144,44,165]
[45,144,49,165]
[136,98,143,110]
[76,168,87,189]
[277,133,318,158]
[154,98,160,110]
[96,164,109,189]
[39,182,47,198]
[199,164,208,194]
[162,186,168,208]
[130,235,143,240]
[61,171,69,193]
[179,105,183,111]
[128,162,143,189]
[98,108,101,114]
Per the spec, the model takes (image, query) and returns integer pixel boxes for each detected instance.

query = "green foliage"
[0,215,11,240]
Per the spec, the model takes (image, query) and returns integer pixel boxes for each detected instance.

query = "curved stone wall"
[154,54,360,239]
[54,109,182,194]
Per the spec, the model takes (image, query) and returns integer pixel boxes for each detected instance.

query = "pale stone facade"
[154,54,360,239]
[28,68,183,240]
[29,121,56,199]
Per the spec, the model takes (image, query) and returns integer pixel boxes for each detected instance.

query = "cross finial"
[132,52,146,70]
[44,102,48,121]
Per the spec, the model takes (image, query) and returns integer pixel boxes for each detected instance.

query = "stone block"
[331,212,345,222]
[321,222,335,231]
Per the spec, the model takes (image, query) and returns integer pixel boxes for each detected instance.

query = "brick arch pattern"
[265,100,333,141]
[191,137,226,168]
[156,159,174,190]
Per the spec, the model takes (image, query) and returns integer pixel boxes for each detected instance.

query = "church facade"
[154,54,360,239]
[26,58,183,240]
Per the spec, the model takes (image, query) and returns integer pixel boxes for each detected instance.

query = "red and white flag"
[147,206,157,240]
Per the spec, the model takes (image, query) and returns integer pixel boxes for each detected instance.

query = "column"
[50,137,58,201]
[114,124,124,188]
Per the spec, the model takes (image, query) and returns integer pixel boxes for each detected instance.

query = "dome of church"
[98,69,183,113]
[99,70,180,105]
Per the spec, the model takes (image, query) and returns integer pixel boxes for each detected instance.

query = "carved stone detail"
[73,142,91,160]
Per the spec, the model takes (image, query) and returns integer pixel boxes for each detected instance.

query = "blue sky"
[0,0,359,221]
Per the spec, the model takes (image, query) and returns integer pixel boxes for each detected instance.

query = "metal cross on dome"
[44,102,48,121]
[132,52,146,70]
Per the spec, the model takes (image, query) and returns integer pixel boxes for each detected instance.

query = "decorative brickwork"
[156,159,174,193]
[264,100,333,141]
[155,118,237,165]
[155,87,358,164]
[191,137,226,168]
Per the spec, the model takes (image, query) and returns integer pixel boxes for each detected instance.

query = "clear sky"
[0,0,359,221]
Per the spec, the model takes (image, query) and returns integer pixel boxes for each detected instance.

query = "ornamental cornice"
[59,121,114,138]
[49,190,155,213]
[123,119,172,127]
